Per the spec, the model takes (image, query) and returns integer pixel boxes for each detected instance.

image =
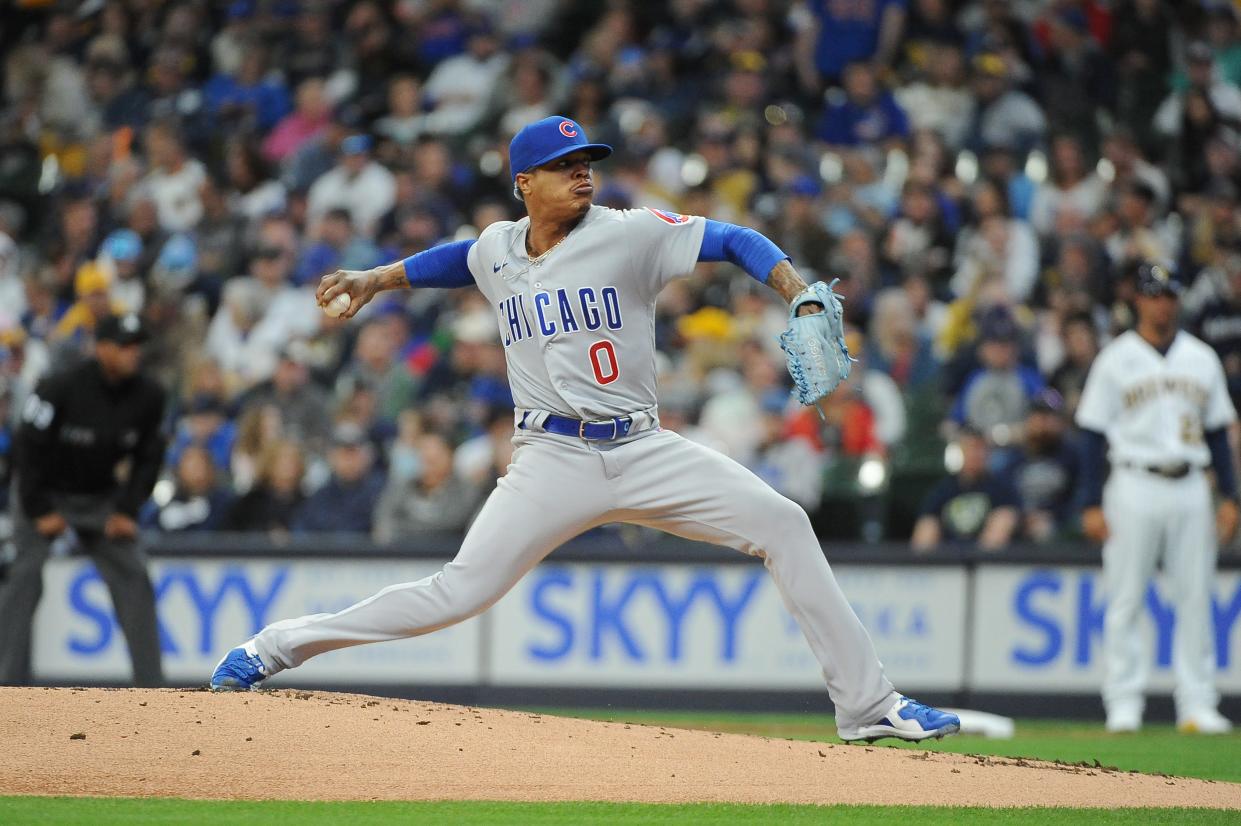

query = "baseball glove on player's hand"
[778,278,854,407]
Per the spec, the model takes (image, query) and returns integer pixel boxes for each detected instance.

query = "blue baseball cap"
[341,134,373,156]
[102,229,143,262]
[509,116,612,183]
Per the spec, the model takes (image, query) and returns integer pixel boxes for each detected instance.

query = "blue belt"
[522,412,634,441]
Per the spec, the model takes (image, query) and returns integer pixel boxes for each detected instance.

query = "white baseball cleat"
[1177,709,1233,735]
[1105,707,1142,733]
[838,695,961,743]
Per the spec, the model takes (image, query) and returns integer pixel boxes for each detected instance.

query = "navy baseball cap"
[509,116,612,183]
[1135,262,1182,297]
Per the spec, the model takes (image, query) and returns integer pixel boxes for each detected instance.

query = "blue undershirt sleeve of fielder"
[1078,428,1108,508]
[1206,427,1239,500]
[401,239,476,288]
[697,219,789,284]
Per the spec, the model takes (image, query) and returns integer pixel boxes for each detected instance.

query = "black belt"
[1120,461,1194,479]
[520,412,634,441]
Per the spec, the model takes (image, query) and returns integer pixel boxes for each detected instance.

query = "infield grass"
[539,711,1241,783]
[0,798,1236,825]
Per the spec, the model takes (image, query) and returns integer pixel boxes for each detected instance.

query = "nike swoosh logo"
[493,262,508,273]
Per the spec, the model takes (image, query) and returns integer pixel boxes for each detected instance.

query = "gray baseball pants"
[0,486,163,686]
[252,428,897,728]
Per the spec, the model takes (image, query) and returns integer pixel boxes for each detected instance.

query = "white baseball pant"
[1101,467,1219,719]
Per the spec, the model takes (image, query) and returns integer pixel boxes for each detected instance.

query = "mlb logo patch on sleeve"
[646,208,692,225]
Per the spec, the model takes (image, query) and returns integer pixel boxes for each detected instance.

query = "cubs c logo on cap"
[508,116,613,187]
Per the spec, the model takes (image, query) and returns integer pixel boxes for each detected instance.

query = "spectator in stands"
[1036,7,1113,153]
[306,134,396,239]
[203,41,291,135]
[749,390,827,510]
[291,423,384,534]
[374,431,481,543]
[911,426,1021,552]
[236,343,331,458]
[263,76,333,164]
[141,445,233,532]
[1049,311,1101,419]
[966,51,1046,155]
[951,178,1039,303]
[794,0,907,90]
[50,263,120,356]
[204,242,321,387]
[222,439,306,534]
[335,315,417,425]
[1030,134,1107,239]
[1154,41,1241,144]
[422,23,510,137]
[896,43,974,151]
[1101,128,1170,213]
[868,287,939,392]
[99,229,145,313]
[1102,179,1180,269]
[294,207,382,287]
[1109,0,1175,148]
[167,394,236,474]
[1192,250,1241,409]
[950,306,1044,445]
[815,62,910,150]
[230,402,284,494]
[139,120,207,233]
[881,181,955,294]
[771,176,834,274]
[374,74,429,147]
[1006,389,1081,542]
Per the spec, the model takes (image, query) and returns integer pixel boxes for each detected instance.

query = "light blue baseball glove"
[777,278,854,407]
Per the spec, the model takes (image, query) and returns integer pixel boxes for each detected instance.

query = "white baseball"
[323,293,352,318]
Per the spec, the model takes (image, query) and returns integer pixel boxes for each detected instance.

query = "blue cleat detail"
[838,696,962,743]
[209,641,269,691]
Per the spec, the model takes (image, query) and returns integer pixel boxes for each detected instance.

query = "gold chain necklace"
[526,232,568,266]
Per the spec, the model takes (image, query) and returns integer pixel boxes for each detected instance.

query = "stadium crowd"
[1,0,1240,549]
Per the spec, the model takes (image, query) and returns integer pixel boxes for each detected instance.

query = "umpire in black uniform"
[0,313,167,686]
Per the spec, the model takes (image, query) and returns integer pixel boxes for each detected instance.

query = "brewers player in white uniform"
[210,117,960,743]
[1077,263,1239,734]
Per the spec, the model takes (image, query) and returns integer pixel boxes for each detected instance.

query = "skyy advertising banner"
[970,566,1241,692]
[31,558,967,691]
[32,559,482,685]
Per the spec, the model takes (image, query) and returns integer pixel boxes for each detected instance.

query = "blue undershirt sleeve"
[1079,428,1108,508]
[697,219,789,284]
[1206,427,1239,500]
[401,240,476,288]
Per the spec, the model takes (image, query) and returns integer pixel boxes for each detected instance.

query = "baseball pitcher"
[210,117,960,743]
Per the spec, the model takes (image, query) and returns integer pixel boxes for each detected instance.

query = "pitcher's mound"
[1,687,1238,808]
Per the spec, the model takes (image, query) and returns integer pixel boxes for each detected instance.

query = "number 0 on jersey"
[589,341,619,385]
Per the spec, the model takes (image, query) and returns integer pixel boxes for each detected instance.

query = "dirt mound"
[1,687,1238,808]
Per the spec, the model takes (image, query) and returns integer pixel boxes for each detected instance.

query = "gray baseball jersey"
[467,205,704,420]
[242,204,901,731]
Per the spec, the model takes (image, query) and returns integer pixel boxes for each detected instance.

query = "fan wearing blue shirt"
[815,62,910,148]
[800,0,908,86]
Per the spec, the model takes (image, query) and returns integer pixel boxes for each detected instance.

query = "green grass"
[535,710,1241,783]
[0,798,1235,825]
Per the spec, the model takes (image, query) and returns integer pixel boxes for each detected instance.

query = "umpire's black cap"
[96,312,150,345]
[1134,262,1182,298]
